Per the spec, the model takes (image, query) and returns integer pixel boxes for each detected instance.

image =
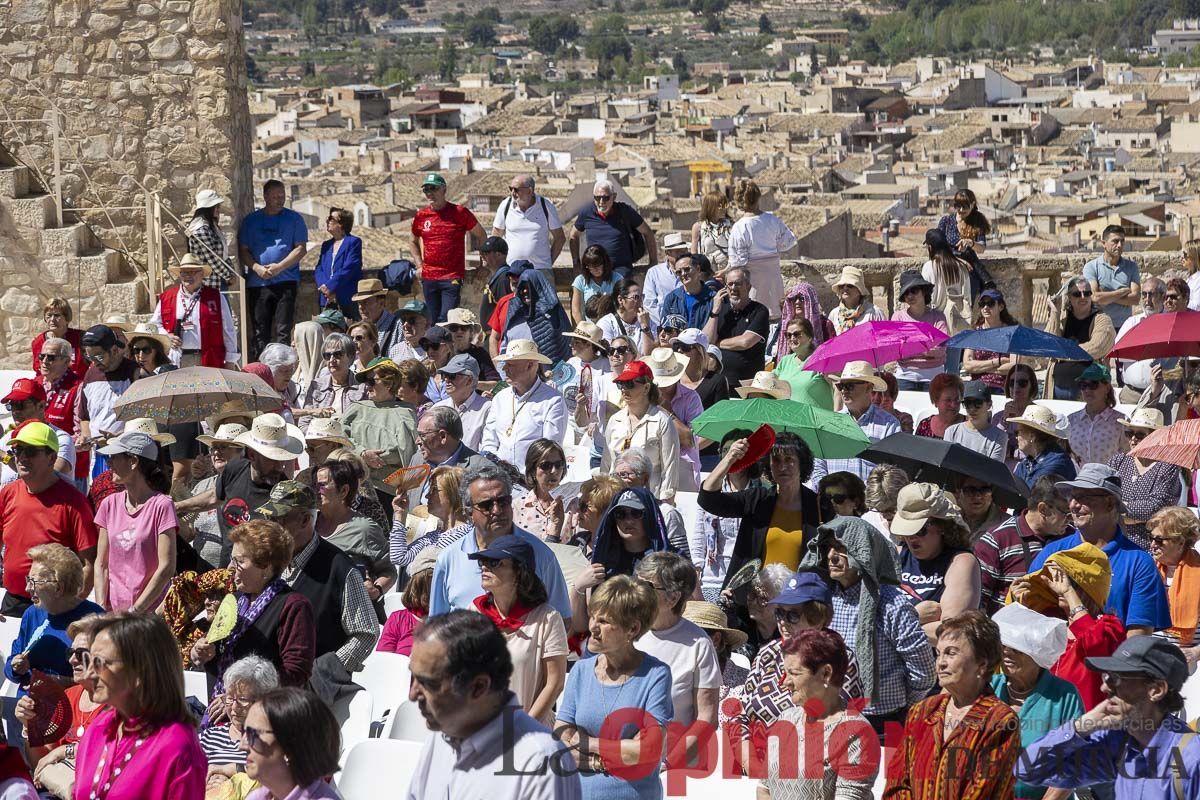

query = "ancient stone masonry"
[0,0,252,365]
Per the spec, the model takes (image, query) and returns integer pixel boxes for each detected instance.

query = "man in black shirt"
[702,267,769,385]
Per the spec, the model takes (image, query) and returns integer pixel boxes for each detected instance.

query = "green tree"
[702,13,720,33]
[464,17,496,46]
[758,13,772,34]
[528,14,580,54]
[808,48,818,75]
[438,37,458,79]
[585,13,632,67]
[477,5,501,21]
[671,50,688,77]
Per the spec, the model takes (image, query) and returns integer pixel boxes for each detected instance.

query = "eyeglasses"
[225,695,254,709]
[35,353,62,362]
[1078,381,1101,391]
[614,507,644,520]
[421,186,438,195]
[241,724,274,754]
[611,346,633,357]
[538,460,565,472]
[25,576,57,589]
[824,492,849,505]
[68,647,90,665]
[87,654,121,673]
[322,351,343,360]
[1069,290,1093,299]
[959,485,992,496]
[593,195,612,202]
[774,608,806,625]
[979,299,997,309]
[1150,535,1182,546]
[474,495,512,514]
[615,470,641,481]
[131,345,156,355]
[1141,291,1163,299]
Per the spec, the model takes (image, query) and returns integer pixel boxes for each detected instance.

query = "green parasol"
[692,398,870,459]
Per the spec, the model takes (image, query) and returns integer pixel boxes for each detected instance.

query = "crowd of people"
[2,175,1200,800]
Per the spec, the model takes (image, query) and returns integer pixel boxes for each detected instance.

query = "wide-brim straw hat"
[646,347,685,387]
[351,279,388,302]
[233,413,305,461]
[1119,407,1165,433]
[103,314,135,333]
[562,320,608,352]
[126,323,173,353]
[735,370,791,399]
[832,266,868,296]
[207,400,254,429]
[1007,404,1066,439]
[496,339,552,365]
[197,423,249,448]
[168,252,212,280]
[123,417,177,446]
[833,360,886,392]
[682,600,748,648]
[438,308,481,330]
[304,417,353,447]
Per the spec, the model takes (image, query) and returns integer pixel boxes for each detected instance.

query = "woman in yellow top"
[699,431,820,578]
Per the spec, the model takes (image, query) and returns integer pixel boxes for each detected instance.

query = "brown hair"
[429,465,466,523]
[229,519,294,575]
[42,297,73,323]
[732,179,761,213]
[402,563,434,614]
[928,372,965,405]
[1148,506,1200,548]
[699,191,729,224]
[1186,242,1200,275]
[589,575,657,639]
[1167,277,1192,307]
[580,475,622,522]
[349,320,380,351]
[328,206,354,234]
[396,359,430,395]
[524,439,567,486]
[91,613,193,729]
[372,363,403,395]
[936,609,1004,673]
[953,189,991,238]
[581,245,615,284]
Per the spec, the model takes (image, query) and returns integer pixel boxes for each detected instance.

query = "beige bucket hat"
[735,370,791,399]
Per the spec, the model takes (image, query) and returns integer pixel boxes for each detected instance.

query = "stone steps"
[0,165,30,200]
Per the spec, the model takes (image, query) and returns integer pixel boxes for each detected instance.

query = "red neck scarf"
[473,594,534,632]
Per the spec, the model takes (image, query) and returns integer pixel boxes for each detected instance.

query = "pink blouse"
[73,710,205,800]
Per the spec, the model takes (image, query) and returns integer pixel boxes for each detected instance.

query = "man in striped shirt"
[973,474,1073,613]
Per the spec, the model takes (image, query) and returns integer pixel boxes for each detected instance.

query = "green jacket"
[341,399,417,495]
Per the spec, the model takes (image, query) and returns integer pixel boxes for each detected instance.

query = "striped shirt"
[199,724,244,765]
[811,404,900,484]
[973,512,1058,615]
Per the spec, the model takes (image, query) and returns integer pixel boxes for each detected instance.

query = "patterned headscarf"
[775,281,827,362]
[161,568,234,660]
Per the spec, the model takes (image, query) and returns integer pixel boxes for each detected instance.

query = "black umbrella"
[860,433,1029,509]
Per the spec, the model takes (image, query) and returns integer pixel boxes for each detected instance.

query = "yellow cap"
[12,421,58,454]
[1006,541,1111,614]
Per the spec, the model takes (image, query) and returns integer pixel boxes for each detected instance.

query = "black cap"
[81,325,119,349]
[1085,635,1189,691]
[419,326,452,349]
[468,534,535,568]
[481,236,509,254]
[962,380,992,403]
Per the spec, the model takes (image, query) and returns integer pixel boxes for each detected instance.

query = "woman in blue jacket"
[314,207,363,319]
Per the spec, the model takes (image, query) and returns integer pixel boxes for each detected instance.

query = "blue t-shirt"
[4,599,106,689]
[1082,255,1139,330]
[661,284,717,330]
[571,274,616,306]
[556,652,673,800]
[574,203,643,270]
[1029,528,1170,630]
[239,208,309,287]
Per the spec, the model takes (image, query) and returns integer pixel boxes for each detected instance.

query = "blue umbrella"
[943,325,1091,361]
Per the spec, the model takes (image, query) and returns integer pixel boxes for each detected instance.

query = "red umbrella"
[1130,418,1200,469]
[1107,311,1200,361]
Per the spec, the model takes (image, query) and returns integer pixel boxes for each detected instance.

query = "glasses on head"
[1069,290,1093,299]
[614,507,644,521]
[610,346,633,357]
[593,194,612,203]
[824,492,849,505]
[979,299,997,309]
[36,353,62,362]
[241,724,273,754]
[774,608,806,625]
[68,647,90,665]
[1078,380,1101,391]
[959,485,992,497]
[538,460,565,472]
[1150,535,1182,546]
[474,495,512,514]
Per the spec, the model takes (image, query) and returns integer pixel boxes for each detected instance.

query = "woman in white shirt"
[727,179,797,323]
[600,359,680,502]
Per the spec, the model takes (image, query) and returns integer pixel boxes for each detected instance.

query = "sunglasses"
[670,342,694,354]
[1069,290,1093,299]
[1150,536,1182,546]
[1141,291,1163,299]
[1125,429,1148,440]
[476,556,507,569]
[959,485,992,496]
[538,460,565,472]
[35,353,62,362]
[786,331,806,340]
[979,299,997,309]
[11,445,49,458]
[593,195,612,202]
[1078,380,1101,391]
[474,495,512,513]
[131,345,156,355]
[446,324,470,333]
[242,724,273,753]
[835,382,864,392]
[322,351,343,360]
[610,346,633,357]
[87,654,120,673]
[68,647,90,665]
[614,507,644,520]
[1166,293,1182,301]
[85,353,107,364]
[774,608,806,625]
[421,186,439,194]
[824,492,849,505]
[615,380,645,392]
[963,398,988,408]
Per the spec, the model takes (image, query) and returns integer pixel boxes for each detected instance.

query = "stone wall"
[0,0,253,348]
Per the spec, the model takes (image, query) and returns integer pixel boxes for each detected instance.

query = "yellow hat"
[13,421,58,453]
[1007,541,1111,614]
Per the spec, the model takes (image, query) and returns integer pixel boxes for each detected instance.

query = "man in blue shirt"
[238,179,309,358]
[1017,636,1200,799]
[1027,464,1170,635]
[429,461,571,623]
[568,178,657,276]
[1083,224,1140,330]
[660,253,717,330]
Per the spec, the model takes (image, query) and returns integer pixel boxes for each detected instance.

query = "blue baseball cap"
[468,534,535,568]
[769,571,832,606]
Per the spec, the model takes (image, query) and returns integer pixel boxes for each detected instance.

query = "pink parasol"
[801,320,948,374]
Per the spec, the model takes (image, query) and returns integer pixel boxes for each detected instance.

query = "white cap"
[670,328,709,349]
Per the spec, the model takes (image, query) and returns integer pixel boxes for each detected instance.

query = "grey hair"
[634,551,696,614]
[1061,274,1088,295]
[323,332,355,359]
[259,343,299,370]
[752,563,794,600]
[426,405,463,440]
[222,655,280,697]
[41,335,74,362]
[614,447,651,477]
[726,266,751,285]
[865,464,908,514]
[515,173,535,189]
[459,461,513,509]
[593,178,616,196]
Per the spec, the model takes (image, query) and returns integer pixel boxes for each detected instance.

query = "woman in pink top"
[93,432,178,612]
[74,613,205,800]
[376,548,436,655]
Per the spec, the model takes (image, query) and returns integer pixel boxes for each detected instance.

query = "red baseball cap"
[2,378,46,404]
[615,361,653,382]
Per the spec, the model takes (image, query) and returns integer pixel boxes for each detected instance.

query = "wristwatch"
[708,312,720,318]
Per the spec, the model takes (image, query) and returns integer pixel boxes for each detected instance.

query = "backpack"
[500,194,551,223]
[617,202,647,264]
[379,258,416,295]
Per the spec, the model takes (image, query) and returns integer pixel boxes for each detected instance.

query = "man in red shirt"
[409,173,486,325]
[0,422,97,616]
[37,335,88,487]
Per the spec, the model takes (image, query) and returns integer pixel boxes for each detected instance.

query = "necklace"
[89,731,148,800]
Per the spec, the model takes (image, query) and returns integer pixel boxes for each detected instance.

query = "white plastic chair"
[336,738,425,800]
[387,698,432,742]
[383,593,406,617]
[332,689,374,768]
[353,651,410,733]
[183,671,209,703]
